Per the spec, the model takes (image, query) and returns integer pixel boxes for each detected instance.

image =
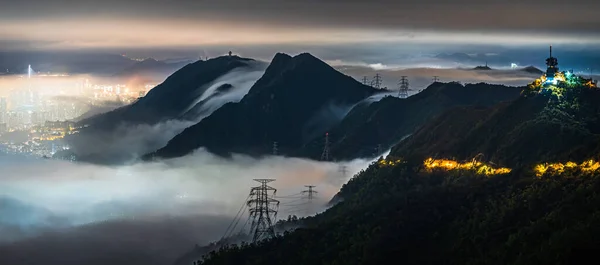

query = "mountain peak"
[148,52,377,159]
[272,52,293,61]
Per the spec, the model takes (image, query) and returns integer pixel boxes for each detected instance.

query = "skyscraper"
[0,97,7,124]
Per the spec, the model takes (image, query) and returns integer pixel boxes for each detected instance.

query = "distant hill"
[473,65,492,70]
[521,65,544,75]
[146,53,379,159]
[114,58,192,80]
[297,82,522,160]
[435,52,513,67]
[63,56,266,164]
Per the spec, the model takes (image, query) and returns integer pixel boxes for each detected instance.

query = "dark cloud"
[2,0,599,35]
[0,215,230,265]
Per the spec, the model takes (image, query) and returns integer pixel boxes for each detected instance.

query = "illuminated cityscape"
[0,66,156,158]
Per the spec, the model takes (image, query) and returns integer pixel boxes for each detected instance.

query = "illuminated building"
[526,46,597,98]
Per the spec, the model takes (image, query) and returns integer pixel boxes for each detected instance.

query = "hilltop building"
[527,46,597,97]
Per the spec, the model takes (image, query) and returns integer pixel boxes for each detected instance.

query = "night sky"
[2,0,599,49]
[1,1,599,72]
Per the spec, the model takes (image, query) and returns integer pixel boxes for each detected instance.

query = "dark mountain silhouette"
[297,82,522,160]
[79,56,258,130]
[196,84,600,265]
[146,53,379,159]
[62,55,265,164]
[391,84,600,167]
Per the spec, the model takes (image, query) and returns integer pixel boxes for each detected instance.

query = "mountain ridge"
[296,82,523,160]
[146,52,380,159]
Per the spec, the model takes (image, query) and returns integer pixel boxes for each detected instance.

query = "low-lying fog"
[0,150,374,265]
[0,57,544,265]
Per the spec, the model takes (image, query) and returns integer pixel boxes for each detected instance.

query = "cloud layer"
[0,151,372,264]
[1,0,599,50]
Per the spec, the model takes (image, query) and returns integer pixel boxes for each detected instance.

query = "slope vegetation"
[299,82,522,160]
[196,84,600,265]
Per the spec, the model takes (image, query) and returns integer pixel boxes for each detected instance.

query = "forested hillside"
[197,83,600,265]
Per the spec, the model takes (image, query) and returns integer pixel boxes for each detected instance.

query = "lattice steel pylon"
[320,132,330,161]
[247,179,280,243]
[398,76,409,98]
[361,76,369,85]
[371,73,382,89]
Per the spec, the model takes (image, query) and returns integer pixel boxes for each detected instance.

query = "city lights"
[0,68,156,158]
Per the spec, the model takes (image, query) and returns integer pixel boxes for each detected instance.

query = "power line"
[275,192,304,199]
[221,194,251,240]
[246,179,279,243]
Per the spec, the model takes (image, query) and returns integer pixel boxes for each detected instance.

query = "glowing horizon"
[2,18,600,51]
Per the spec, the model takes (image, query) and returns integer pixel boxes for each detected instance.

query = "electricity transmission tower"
[361,76,369,85]
[272,141,278,156]
[398,76,409,98]
[320,132,330,161]
[302,185,318,215]
[376,144,383,156]
[302,185,318,201]
[433,76,440,83]
[371,73,382,89]
[338,164,348,179]
[247,179,279,243]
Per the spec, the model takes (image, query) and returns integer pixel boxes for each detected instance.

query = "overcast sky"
[1,0,600,51]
